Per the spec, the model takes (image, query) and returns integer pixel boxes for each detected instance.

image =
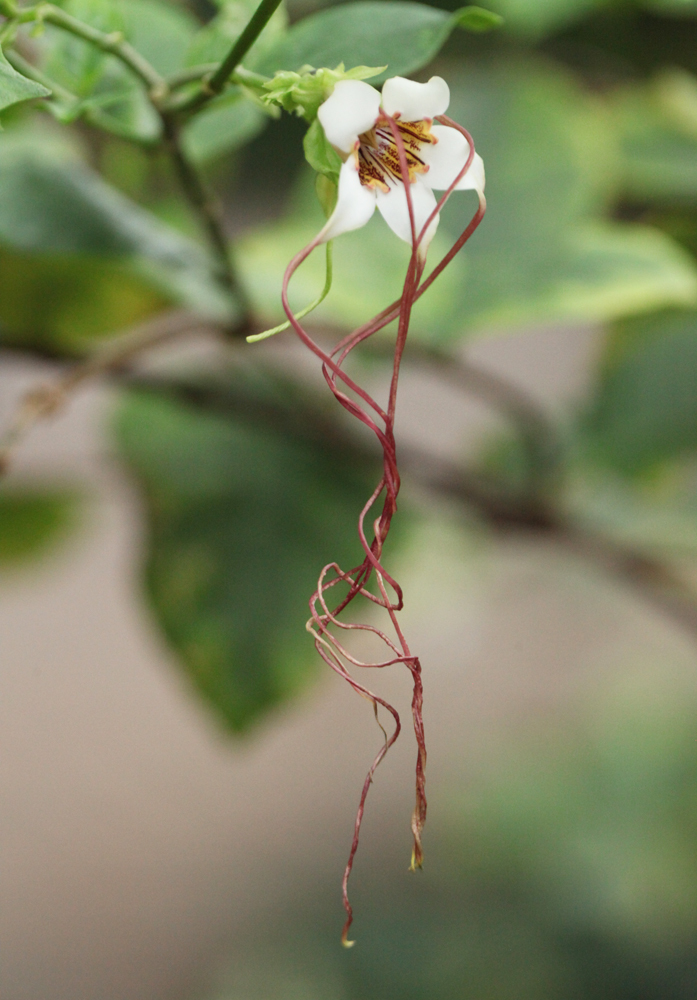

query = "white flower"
[315,75,485,257]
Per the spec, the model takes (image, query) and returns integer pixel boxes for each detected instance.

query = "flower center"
[356,118,436,193]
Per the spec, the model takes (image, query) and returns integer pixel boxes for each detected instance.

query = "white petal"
[375,178,439,255]
[380,75,449,123]
[317,80,381,153]
[317,157,376,243]
[421,124,486,193]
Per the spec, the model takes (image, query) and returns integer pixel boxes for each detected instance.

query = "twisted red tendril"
[280,113,486,945]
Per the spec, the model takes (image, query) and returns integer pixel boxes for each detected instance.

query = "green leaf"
[182,90,267,164]
[239,59,697,343]
[639,0,697,13]
[0,489,76,566]
[482,0,610,38]
[0,47,51,114]
[40,0,197,142]
[115,374,386,732]
[611,70,697,202]
[186,0,288,69]
[453,6,505,32]
[0,248,168,354]
[116,0,198,77]
[251,2,459,83]
[584,308,697,475]
[0,130,236,343]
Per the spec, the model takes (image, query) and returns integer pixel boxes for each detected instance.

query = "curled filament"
[279,114,486,945]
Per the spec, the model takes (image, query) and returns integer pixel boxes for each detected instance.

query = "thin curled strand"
[280,112,485,945]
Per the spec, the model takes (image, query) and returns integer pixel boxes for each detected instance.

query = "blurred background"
[4,0,697,997]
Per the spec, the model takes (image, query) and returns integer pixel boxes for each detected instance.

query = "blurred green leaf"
[453,6,505,31]
[187,0,288,68]
[39,0,197,142]
[0,129,236,349]
[182,90,267,163]
[0,489,76,565]
[0,249,168,353]
[584,308,697,475]
[240,59,697,343]
[452,675,697,950]
[0,47,51,114]
[251,2,462,83]
[611,69,697,202]
[115,374,386,731]
[116,0,198,76]
[640,0,697,13]
[484,0,610,38]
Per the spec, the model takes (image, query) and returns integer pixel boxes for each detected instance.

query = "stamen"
[356,118,435,191]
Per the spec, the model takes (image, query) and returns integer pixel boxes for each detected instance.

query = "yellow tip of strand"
[342,938,356,949]
[409,851,423,872]
[246,241,333,344]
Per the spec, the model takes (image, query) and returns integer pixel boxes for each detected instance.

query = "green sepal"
[303,117,342,184]
[315,173,338,218]
[261,63,385,122]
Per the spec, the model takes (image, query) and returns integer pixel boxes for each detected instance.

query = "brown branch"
[0,310,216,475]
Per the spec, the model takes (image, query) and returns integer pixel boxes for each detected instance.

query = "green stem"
[160,115,253,333]
[166,63,269,93]
[171,0,283,114]
[42,4,166,94]
[247,242,333,343]
[3,1,253,330]
[4,1,167,97]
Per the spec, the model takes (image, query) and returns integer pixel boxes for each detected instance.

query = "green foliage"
[0,47,50,115]
[0,248,167,353]
[182,90,267,163]
[0,129,236,351]
[240,58,697,342]
[453,5,505,31]
[39,0,198,142]
[252,2,467,84]
[186,0,287,69]
[0,489,76,565]
[484,0,610,38]
[584,308,697,475]
[611,69,697,202]
[115,376,386,732]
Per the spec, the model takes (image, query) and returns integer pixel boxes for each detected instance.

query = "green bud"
[260,63,386,122]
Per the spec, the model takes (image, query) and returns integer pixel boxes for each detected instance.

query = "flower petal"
[375,177,439,255]
[317,80,381,153]
[380,76,449,123]
[420,124,485,194]
[317,157,377,243]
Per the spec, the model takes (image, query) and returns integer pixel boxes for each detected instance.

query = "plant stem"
[166,63,269,92]
[429,350,562,498]
[169,0,283,114]
[0,310,210,475]
[160,115,253,333]
[5,2,254,326]
[34,3,167,97]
